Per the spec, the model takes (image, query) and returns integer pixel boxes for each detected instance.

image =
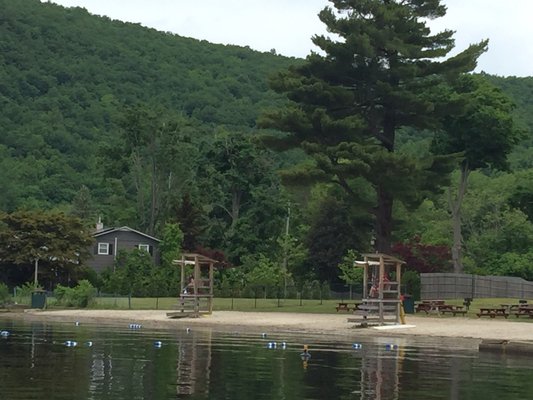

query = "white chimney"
[96,216,103,231]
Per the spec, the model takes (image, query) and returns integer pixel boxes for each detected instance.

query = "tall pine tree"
[259,0,486,252]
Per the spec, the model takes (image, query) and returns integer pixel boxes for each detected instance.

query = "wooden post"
[379,254,385,322]
[209,261,214,313]
[194,255,200,315]
[180,255,185,293]
[362,255,368,298]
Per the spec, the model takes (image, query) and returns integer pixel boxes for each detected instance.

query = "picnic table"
[438,305,467,316]
[476,307,509,318]
[415,300,445,313]
[335,302,360,312]
[510,305,533,318]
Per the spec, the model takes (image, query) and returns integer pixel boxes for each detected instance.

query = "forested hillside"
[486,75,533,169]
[2,0,533,290]
[0,0,294,213]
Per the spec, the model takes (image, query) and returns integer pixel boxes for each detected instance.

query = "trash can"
[31,290,47,309]
[402,295,415,314]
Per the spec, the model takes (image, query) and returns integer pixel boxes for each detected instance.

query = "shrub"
[0,283,10,306]
[54,280,96,308]
[402,270,421,300]
[14,282,42,304]
[321,281,331,300]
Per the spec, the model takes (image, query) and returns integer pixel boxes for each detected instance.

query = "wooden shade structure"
[350,253,405,325]
[167,252,218,318]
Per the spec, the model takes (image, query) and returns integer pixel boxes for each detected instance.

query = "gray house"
[87,222,161,274]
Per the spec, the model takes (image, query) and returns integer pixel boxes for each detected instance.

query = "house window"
[98,243,110,255]
[138,244,150,253]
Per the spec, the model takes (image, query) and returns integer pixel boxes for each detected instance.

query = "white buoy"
[261,333,267,338]
[186,328,191,333]
[281,342,287,349]
[75,321,80,326]
[85,341,93,347]
[0,330,10,337]
[154,341,162,348]
[64,340,78,347]
[352,343,362,349]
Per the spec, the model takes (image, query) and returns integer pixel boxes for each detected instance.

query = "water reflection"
[1,319,532,400]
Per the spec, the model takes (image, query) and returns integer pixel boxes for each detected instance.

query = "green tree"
[259,0,487,253]
[338,249,364,299]
[0,210,93,288]
[432,75,522,272]
[101,249,155,296]
[119,106,201,235]
[196,130,286,263]
[173,193,206,252]
[305,195,370,282]
[159,222,184,267]
[70,185,96,223]
[244,254,285,298]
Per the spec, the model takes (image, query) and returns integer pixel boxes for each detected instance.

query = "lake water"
[1,318,532,400]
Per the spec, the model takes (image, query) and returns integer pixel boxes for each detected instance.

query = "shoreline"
[2,309,533,347]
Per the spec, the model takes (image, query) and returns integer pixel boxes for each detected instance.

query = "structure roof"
[92,226,161,242]
[360,253,405,264]
[172,252,220,265]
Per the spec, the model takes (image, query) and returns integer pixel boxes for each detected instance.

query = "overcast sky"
[44,0,532,77]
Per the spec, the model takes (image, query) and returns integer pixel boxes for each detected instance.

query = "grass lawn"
[14,295,533,319]
[89,297,350,314]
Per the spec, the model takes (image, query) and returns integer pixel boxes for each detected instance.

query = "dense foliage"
[0,210,93,288]
[54,279,97,307]
[259,0,487,253]
[2,0,533,293]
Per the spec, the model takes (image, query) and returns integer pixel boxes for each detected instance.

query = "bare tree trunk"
[230,189,241,229]
[131,152,146,229]
[450,164,470,274]
[373,113,396,253]
[148,155,158,236]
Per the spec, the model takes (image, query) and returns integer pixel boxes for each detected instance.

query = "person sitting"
[182,276,195,294]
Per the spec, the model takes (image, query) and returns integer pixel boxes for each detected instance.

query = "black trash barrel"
[402,295,415,314]
[31,290,47,309]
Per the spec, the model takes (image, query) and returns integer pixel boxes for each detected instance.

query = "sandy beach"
[3,309,533,346]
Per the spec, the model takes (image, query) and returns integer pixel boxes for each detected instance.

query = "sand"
[3,309,533,346]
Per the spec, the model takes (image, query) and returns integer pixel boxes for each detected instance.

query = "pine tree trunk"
[375,185,393,253]
[374,114,395,253]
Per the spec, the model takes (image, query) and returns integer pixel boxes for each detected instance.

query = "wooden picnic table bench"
[415,300,446,314]
[511,305,533,318]
[477,308,509,318]
[439,305,467,316]
[336,302,359,312]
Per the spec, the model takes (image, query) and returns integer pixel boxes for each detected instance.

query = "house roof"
[92,226,161,242]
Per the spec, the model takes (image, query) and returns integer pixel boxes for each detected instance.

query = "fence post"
[156,297,159,310]
[128,292,131,309]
